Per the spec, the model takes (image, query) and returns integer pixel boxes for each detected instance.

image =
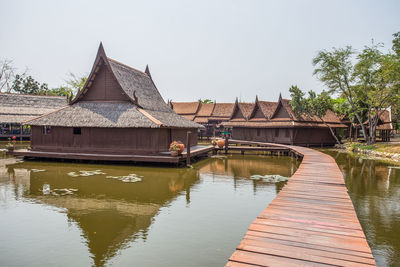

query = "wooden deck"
[10,145,214,164]
[226,141,376,267]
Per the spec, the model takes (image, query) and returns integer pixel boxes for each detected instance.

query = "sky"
[0,0,399,103]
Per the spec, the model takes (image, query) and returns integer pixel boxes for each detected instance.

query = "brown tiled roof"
[182,115,196,120]
[258,101,278,119]
[196,103,215,116]
[222,120,347,128]
[170,102,200,115]
[211,103,235,118]
[278,99,342,124]
[194,117,209,123]
[238,103,254,119]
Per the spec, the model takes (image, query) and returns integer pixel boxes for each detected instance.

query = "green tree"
[313,33,400,144]
[198,99,214,104]
[50,72,87,102]
[12,74,49,95]
[289,85,341,144]
[352,42,400,143]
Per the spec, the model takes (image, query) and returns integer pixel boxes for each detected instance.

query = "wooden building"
[344,109,394,142]
[223,95,346,146]
[170,101,235,138]
[24,43,202,156]
[0,93,67,140]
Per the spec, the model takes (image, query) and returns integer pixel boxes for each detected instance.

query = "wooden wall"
[81,64,129,102]
[31,126,198,155]
[231,127,336,146]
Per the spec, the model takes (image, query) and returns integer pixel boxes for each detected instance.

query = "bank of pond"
[0,144,399,267]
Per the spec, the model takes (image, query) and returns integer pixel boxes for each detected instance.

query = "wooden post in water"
[186,131,191,167]
[224,134,229,155]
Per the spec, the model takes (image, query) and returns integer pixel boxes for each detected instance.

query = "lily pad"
[250,174,289,183]
[106,173,143,183]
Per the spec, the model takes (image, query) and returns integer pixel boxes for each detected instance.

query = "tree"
[65,72,87,94]
[352,42,400,143]
[50,72,87,101]
[313,33,400,144]
[198,99,214,104]
[289,85,341,144]
[0,59,15,92]
[312,46,371,143]
[11,74,49,95]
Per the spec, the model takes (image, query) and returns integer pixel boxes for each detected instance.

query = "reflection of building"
[197,155,298,178]
[5,161,200,267]
[0,93,66,140]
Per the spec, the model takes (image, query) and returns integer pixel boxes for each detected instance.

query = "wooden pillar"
[186,131,191,167]
[20,125,22,142]
[224,134,229,155]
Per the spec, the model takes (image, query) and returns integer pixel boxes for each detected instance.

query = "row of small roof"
[170,95,348,128]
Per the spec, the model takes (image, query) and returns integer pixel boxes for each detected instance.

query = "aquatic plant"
[67,170,105,177]
[250,174,289,183]
[106,173,143,183]
[31,169,46,172]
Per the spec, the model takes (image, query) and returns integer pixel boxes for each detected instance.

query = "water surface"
[322,150,400,267]
[0,149,299,267]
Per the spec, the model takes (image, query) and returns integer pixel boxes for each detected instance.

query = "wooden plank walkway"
[226,142,376,267]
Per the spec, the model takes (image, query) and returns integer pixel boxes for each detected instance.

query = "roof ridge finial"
[279,92,282,101]
[145,65,152,78]
[255,95,259,102]
[98,42,106,57]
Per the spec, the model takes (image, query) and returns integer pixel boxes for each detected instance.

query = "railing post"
[186,131,191,167]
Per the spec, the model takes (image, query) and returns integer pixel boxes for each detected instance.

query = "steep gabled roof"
[25,43,202,129]
[249,96,278,120]
[230,98,255,121]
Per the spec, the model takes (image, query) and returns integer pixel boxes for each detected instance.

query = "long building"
[171,95,348,146]
[0,93,67,139]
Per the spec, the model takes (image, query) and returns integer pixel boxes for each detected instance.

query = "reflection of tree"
[5,161,200,267]
[323,150,400,267]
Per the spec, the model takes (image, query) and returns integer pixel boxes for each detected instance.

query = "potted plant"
[6,136,17,152]
[217,139,225,148]
[169,141,184,156]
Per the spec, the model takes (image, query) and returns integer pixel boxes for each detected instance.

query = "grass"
[345,142,400,153]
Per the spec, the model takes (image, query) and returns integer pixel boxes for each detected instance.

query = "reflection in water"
[322,150,400,267]
[0,154,299,267]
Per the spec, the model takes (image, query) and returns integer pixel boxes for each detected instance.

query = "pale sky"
[1,0,399,102]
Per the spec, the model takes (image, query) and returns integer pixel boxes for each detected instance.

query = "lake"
[322,149,400,267]
[0,144,299,267]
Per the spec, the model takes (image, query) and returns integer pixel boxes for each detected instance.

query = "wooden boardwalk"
[227,142,376,267]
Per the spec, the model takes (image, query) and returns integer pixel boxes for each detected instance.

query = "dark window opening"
[257,128,261,136]
[73,127,82,135]
[285,128,290,137]
[43,126,51,135]
[275,128,279,137]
